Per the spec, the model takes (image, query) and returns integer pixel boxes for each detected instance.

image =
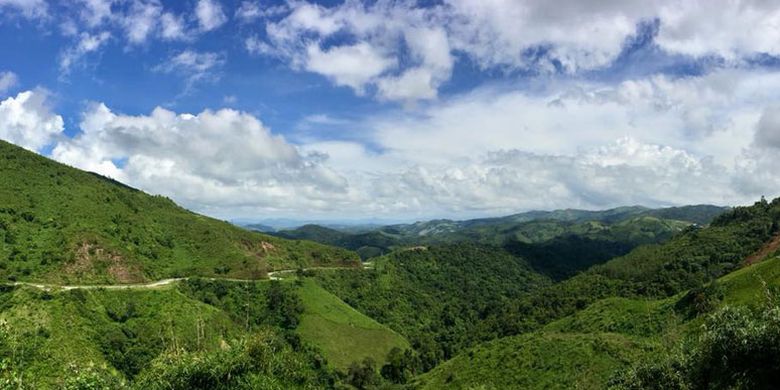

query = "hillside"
[313,243,552,365]
[0,140,359,284]
[416,249,780,389]
[0,276,408,388]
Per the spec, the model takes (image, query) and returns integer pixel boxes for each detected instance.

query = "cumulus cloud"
[251,1,455,103]
[247,0,780,103]
[656,1,780,59]
[362,138,734,216]
[0,90,64,151]
[195,0,227,32]
[304,43,396,93]
[0,68,764,218]
[51,104,351,215]
[753,107,780,149]
[0,71,18,94]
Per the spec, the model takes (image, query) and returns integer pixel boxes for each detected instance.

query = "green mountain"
[2,136,779,389]
[416,249,780,389]
[0,140,359,284]
[0,277,408,388]
[276,204,727,280]
[413,198,780,389]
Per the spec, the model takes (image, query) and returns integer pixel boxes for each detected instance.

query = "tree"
[381,347,418,384]
[346,358,379,389]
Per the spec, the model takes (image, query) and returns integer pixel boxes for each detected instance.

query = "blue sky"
[2,0,780,221]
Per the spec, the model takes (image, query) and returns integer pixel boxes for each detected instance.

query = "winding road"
[2,266,361,292]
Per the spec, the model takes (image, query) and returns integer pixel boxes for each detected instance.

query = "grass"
[295,279,410,371]
[414,332,656,390]
[544,297,679,338]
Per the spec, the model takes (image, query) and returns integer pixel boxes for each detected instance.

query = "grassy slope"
[415,332,655,390]
[417,254,780,389]
[313,244,551,361]
[0,276,407,387]
[295,279,409,370]
[0,285,238,387]
[0,140,358,284]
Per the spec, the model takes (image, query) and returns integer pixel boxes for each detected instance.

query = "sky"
[1,0,780,222]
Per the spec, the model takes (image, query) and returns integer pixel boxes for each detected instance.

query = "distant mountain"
[272,204,730,275]
[0,140,358,284]
[242,223,277,233]
[378,204,729,242]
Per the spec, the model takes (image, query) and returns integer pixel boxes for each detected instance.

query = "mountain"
[412,198,780,389]
[2,136,778,389]
[272,224,397,260]
[274,204,729,279]
[374,204,728,243]
[0,140,359,284]
[417,240,780,389]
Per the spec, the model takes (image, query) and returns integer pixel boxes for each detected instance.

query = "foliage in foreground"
[611,303,780,390]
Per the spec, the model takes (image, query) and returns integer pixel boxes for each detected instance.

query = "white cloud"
[235,1,286,22]
[121,0,162,44]
[159,12,187,40]
[195,0,227,32]
[78,0,115,27]
[253,1,454,103]
[0,71,18,95]
[59,31,111,73]
[0,0,48,19]
[656,1,780,59]
[753,107,780,150]
[248,0,780,103]
[7,67,773,219]
[0,90,64,151]
[51,104,351,216]
[153,50,225,89]
[304,43,395,93]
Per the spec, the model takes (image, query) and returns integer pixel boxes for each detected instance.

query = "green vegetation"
[419,224,780,390]
[0,276,409,388]
[4,137,780,389]
[0,140,358,284]
[296,279,409,370]
[502,197,780,330]
[414,332,655,390]
[313,243,551,366]
[277,205,725,280]
[178,277,409,372]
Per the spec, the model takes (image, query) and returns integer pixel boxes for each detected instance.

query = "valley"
[2,139,780,389]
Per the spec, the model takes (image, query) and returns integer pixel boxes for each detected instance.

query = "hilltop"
[0,140,359,284]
